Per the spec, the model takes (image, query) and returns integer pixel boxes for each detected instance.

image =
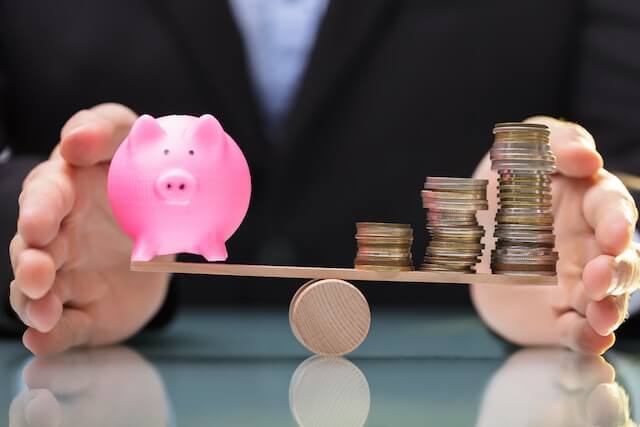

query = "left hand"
[9,347,169,427]
[471,116,638,355]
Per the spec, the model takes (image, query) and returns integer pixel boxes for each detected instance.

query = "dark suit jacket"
[1,1,639,332]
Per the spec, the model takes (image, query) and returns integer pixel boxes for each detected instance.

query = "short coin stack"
[354,222,414,271]
[421,177,488,273]
[490,122,558,276]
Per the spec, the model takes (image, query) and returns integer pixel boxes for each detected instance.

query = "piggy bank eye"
[163,149,170,155]
[189,150,195,156]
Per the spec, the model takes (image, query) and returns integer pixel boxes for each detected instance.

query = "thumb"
[59,103,138,167]
[525,116,603,178]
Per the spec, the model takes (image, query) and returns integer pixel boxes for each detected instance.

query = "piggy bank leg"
[131,239,157,262]
[198,238,228,262]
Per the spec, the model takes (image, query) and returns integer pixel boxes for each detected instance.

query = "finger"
[18,168,75,248]
[525,116,603,178]
[584,255,618,301]
[23,308,93,356]
[587,383,631,427]
[11,233,69,274]
[10,280,31,327]
[60,103,137,167]
[14,249,56,300]
[11,275,71,333]
[24,352,92,394]
[586,294,628,336]
[557,310,615,355]
[11,282,64,334]
[559,352,615,392]
[583,173,637,255]
[25,292,63,334]
[9,389,62,427]
[570,282,588,316]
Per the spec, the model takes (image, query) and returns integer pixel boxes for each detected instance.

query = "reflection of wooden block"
[289,279,371,356]
[289,356,370,427]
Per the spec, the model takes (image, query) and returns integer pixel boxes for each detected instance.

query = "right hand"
[476,348,635,427]
[9,103,172,355]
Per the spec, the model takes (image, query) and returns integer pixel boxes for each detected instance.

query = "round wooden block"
[289,279,371,356]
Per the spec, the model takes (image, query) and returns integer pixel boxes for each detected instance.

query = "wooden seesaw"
[131,261,556,356]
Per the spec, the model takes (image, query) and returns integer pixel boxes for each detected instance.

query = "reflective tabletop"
[1,308,639,426]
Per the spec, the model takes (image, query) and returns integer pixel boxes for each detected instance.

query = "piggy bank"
[107,114,251,262]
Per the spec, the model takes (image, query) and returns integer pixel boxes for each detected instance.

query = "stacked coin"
[354,222,414,271]
[421,177,488,273]
[490,122,558,276]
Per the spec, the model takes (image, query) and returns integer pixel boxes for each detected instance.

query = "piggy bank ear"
[128,115,166,151]
[186,114,227,153]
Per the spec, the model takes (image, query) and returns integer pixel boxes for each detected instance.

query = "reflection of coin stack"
[421,177,488,273]
[354,222,414,271]
[490,123,559,276]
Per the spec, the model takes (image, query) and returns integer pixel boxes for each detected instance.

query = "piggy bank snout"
[155,169,197,205]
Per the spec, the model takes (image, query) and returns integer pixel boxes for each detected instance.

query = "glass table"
[1,307,638,426]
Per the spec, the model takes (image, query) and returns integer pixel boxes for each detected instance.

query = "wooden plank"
[131,261,557,286]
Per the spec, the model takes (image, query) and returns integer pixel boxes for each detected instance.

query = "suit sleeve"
[0,52,42,334]
[569,0,640,338]
[570,0,640,187]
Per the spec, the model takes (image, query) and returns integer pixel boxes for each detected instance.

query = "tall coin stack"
[490,122,558,276]
[354,222,414,271]
[421,177,488,273]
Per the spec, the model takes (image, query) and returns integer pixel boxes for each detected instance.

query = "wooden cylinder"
[289,279,371,356]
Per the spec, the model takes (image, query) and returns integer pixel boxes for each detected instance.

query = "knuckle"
[21,162,48,188]
[60,109,94,138]
[559,119,595,145]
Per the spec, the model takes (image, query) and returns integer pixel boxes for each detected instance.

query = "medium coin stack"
[490,122,559,276]
[354,222,414,271]
[421,177,488,273]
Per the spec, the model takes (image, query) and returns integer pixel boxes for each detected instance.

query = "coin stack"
[354,222,414,271]
[490,122,559,276]
[421,177,488,273]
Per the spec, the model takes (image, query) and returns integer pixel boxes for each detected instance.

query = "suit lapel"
[148,0,397,151]
[282,0,398,147]
[147,0,264,141]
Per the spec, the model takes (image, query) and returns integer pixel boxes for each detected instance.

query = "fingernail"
[18,299,33,329]
[609,250,639,296]
[607,268,621,296]
[25,303,44,332]
[606,295,630,335]
[620,203,637,228]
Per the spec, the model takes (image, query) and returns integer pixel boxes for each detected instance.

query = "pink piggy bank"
[107,114,251,262]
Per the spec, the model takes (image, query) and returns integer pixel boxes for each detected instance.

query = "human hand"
[9,346,169,427]
[471,116,638,354]
[476,348,635,427]
[9,103,172,355]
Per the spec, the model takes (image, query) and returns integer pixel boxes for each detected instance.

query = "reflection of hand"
[472,117,638,354]
[9,103,172,355]
[476,348,636,427]
[9,346,170,427]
